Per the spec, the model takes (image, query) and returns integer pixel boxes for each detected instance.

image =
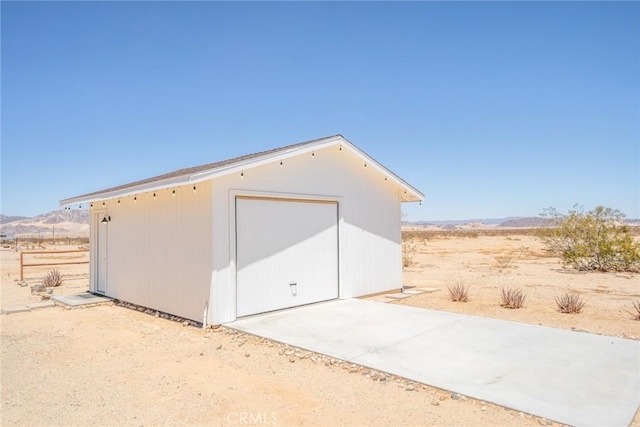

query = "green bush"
[538,205,640,272]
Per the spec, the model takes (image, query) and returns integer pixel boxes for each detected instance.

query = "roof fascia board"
[338,141,424,202]
[59,174,192,206]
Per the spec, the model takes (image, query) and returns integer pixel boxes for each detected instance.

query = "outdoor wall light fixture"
[172,189,176,197]
[241,172,244,179]
[193,185,196,193]
[289,282,298,296]
[153,192,156,200]
[134,196,137,203]
[101,215,111,224]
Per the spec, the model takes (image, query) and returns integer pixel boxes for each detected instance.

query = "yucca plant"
[448,283,469,302]
[555,293,585,314]
[500,287,525,309]
[627,301,640,320]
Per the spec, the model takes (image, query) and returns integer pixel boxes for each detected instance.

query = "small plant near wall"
[500,287,525,309]
[555,293,585,314]
[448,283,469,302]
[42,269,64,288]
[627,301,640,320]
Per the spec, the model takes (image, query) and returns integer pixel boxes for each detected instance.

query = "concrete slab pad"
[26,301,56,309]
[401,290,425,295]
[229,299,640,427]
[1,306,31,314]
[51,292,112,307]
[384,293,411,299]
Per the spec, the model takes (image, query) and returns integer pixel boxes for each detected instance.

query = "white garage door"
[236,197,339,317]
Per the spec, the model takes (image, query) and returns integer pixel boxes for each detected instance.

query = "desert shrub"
[402,229,427,242]
[448,283,469,302]
[538,205,640,272]
[42,269,63,288]
[627,301,640,320]
[500,287,525,309]
[402,242,416,268]
[495,255,514,269]
[555,293,585,314]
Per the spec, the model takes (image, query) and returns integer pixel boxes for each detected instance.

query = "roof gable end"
[60,135,424,206]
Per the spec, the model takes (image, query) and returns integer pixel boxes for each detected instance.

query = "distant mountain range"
[0,210,89,238]
[412,217,551,228]
[1,210,637,239]
[407,217,639,229]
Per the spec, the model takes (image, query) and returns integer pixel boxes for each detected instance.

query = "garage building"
[60,135,424,324]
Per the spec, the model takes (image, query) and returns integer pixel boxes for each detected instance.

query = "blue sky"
[2,1,638,221]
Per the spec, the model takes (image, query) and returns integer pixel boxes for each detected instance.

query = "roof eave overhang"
[60,135,424,207]
[59,173,193,207]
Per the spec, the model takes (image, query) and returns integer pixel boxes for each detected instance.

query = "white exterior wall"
[92,181,213,322]
[209,144,402,324]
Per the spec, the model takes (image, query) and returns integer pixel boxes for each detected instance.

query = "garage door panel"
[236,198,338,317]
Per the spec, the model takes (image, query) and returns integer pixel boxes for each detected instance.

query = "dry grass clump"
[448,283,469,302]
[555,293,585,314]
[627,301,640,320]
[495,255,514,269]
[42,269,63,287]
[500,287,525,309]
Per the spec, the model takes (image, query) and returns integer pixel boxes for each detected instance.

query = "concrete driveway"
[229,299,640,427]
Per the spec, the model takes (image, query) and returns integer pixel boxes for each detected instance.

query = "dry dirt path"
[2,305,543,426]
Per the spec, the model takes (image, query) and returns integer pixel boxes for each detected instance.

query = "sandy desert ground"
[1,233,639,426]
[399,230,640,339]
